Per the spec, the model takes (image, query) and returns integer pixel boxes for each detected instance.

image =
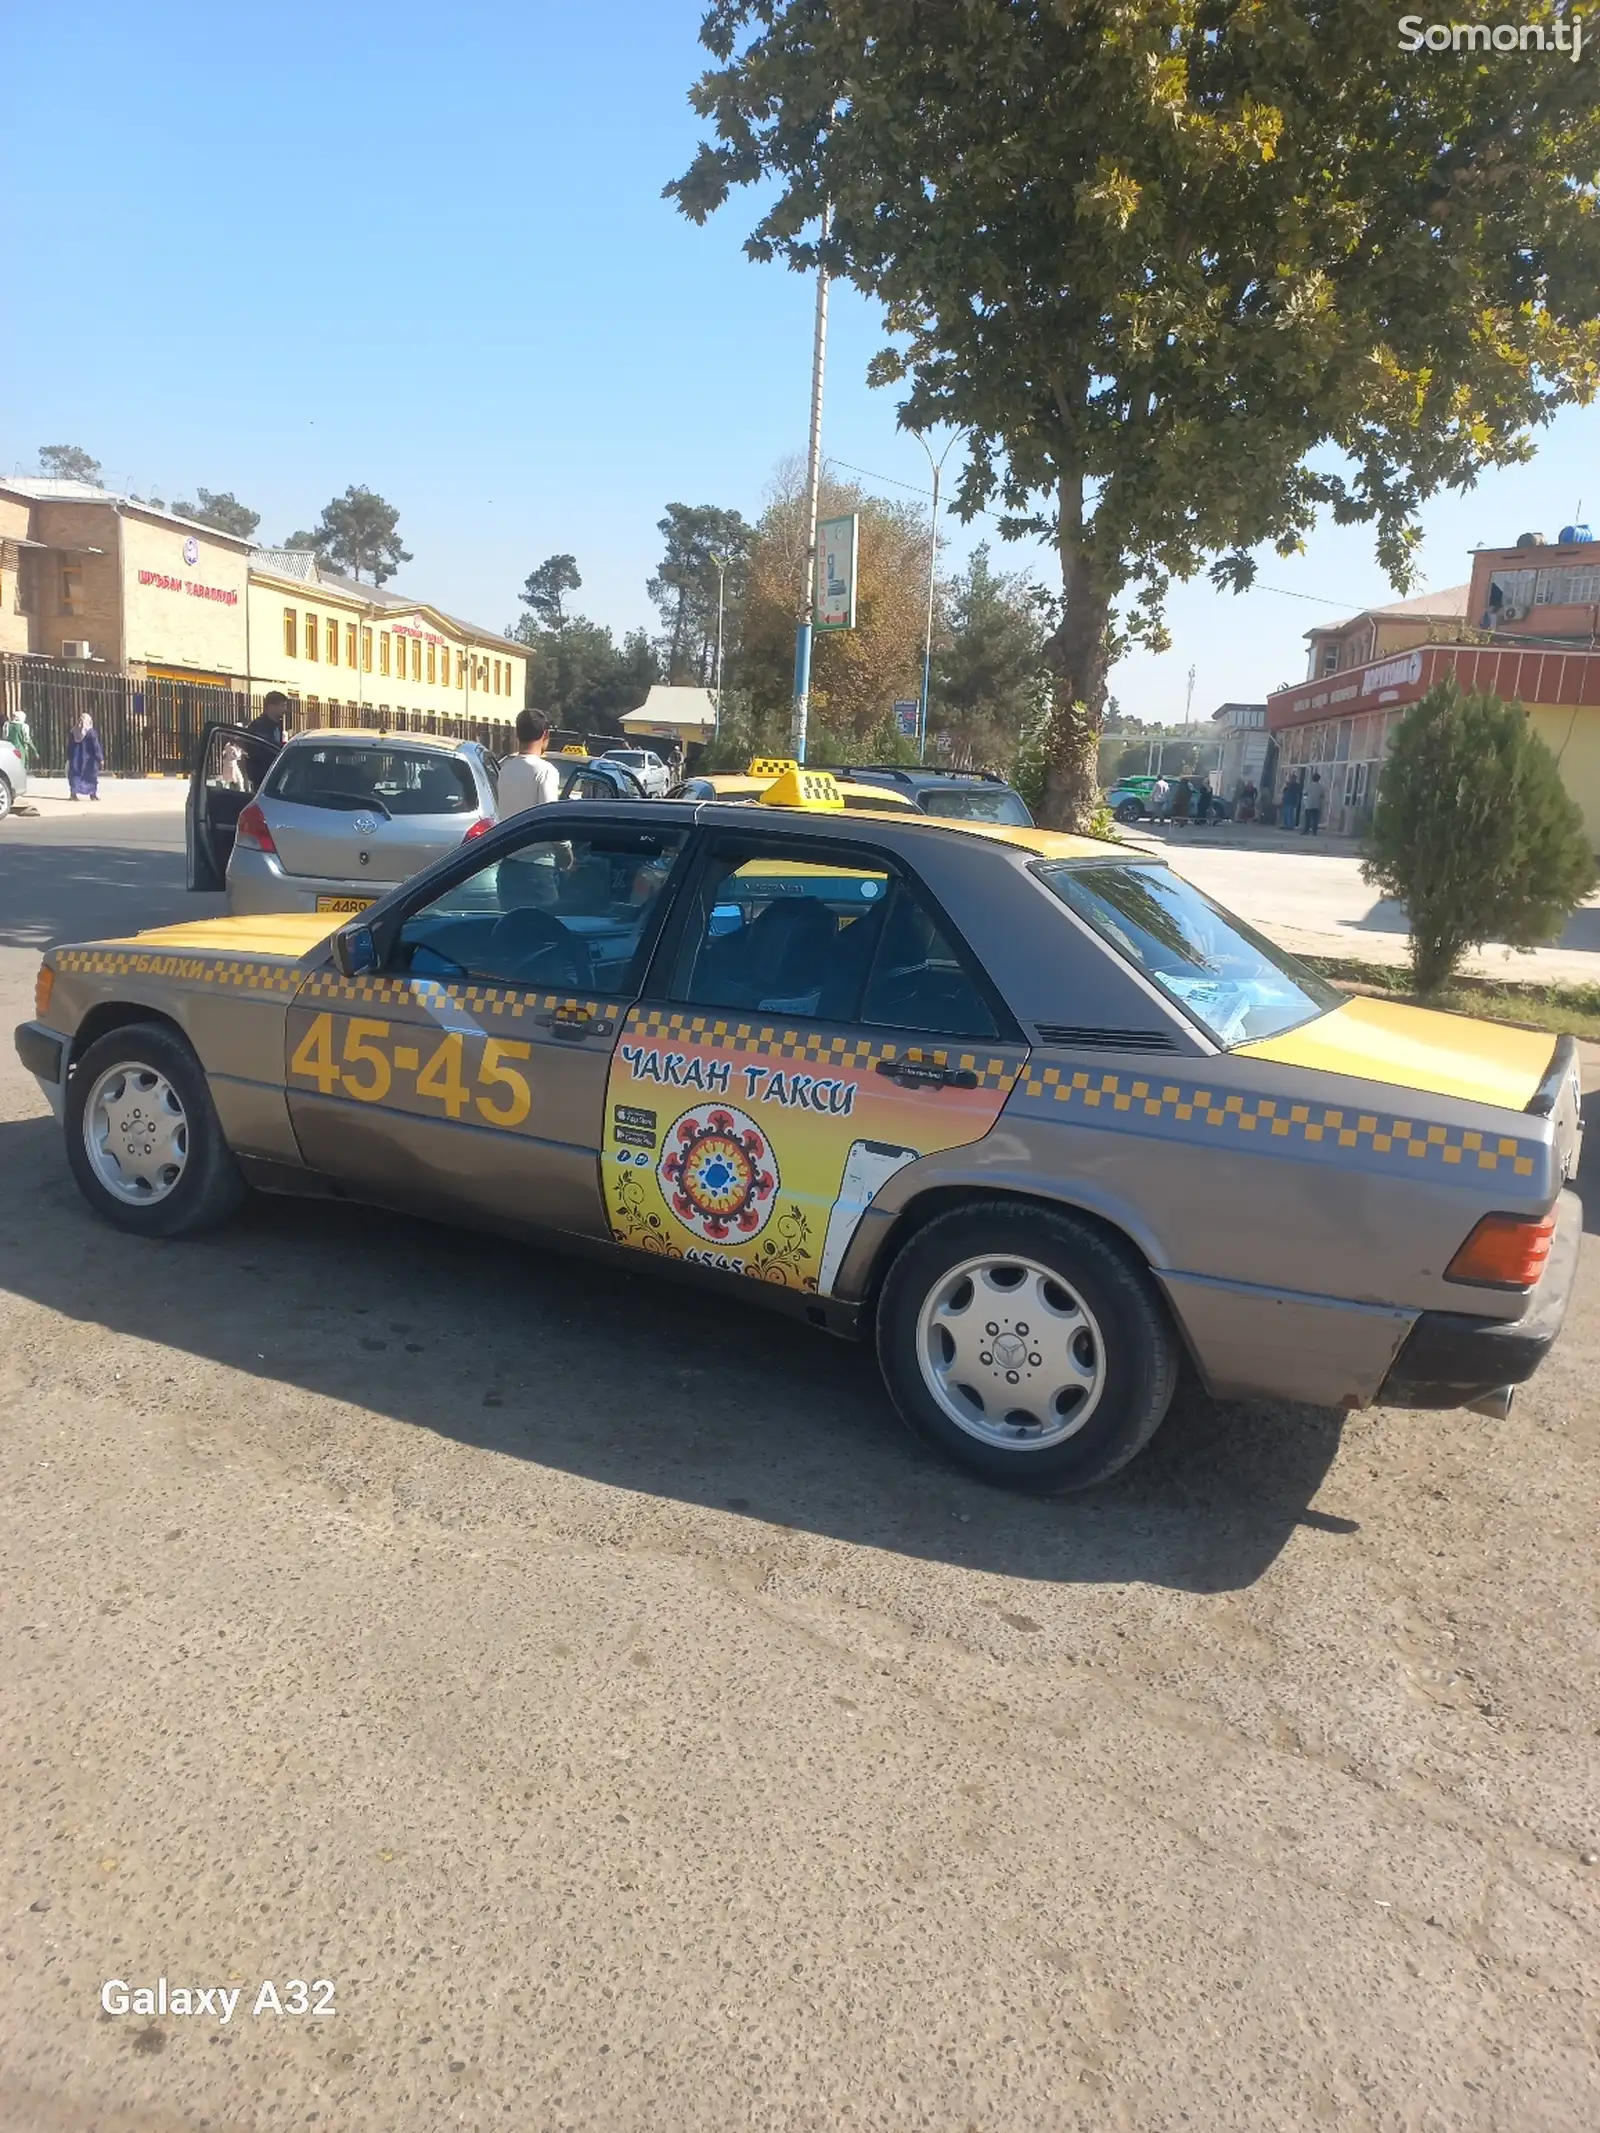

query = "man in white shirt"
[497,710,565,909]
[497,709,561,817]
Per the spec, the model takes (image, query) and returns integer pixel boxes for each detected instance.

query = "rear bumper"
[226,847,388,917]
[1377,1187,1583,1408]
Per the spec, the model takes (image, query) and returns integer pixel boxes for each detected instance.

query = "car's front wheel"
[875,1200,1179,1493]
[65,1022,247,1237]
[1113,797,1142,824]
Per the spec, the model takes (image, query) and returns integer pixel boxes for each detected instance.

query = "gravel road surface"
[1,812,1596,2132]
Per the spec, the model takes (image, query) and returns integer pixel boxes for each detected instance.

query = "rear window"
[266,745,478,817]
[920,786,1033,826]
[1036,860,1340,1047]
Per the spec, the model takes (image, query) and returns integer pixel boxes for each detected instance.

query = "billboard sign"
[814,514,859,631]
[893,698,920,738]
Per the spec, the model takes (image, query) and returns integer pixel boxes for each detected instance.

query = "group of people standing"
[1276,769,1324,834]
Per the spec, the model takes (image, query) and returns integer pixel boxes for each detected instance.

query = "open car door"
[187,720,274,891]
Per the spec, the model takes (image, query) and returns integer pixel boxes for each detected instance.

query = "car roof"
[618,793,1118,862]
[280,727,475,754]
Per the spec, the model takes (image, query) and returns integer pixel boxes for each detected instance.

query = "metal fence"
[0,655,519,778]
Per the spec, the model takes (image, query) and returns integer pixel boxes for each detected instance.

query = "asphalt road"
[1,813,1597,2133]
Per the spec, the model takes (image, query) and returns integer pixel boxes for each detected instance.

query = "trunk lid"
[1236,995,1559,1112]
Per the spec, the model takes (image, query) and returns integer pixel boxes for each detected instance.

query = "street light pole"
[792,201,831,765]
[710,552,727,739]
[903,426,962,764]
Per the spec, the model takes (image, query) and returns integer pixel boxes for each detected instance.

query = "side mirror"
[331,924,378,978]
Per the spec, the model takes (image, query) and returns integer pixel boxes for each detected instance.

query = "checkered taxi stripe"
[301,970,615,1028]
[53,949,301,995]
[627,1008,1022,1091]
[1020,1066,1539,1175]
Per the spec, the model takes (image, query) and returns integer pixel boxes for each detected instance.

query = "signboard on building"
[893,698,920,738]
[1361,650,1422,695]
[814,514,859,631]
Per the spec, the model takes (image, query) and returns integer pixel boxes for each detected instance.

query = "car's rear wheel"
[875,1201,1179,1493]
[1114,797,1142,824]
[66,1023,247,1237]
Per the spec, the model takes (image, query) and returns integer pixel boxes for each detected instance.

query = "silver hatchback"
[188,725,500,916]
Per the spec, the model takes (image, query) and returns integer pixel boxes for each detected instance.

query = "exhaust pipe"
[1464,1385,1515,1420]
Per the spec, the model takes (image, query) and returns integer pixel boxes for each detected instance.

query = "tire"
[875,1200,1179,1494]
[65,1022,248,1238]
[1113,797,1142,824]
[0,775,12,823]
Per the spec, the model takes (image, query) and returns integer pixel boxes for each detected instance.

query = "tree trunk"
[1039,480,1110,833]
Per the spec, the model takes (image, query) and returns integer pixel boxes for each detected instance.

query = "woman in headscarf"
[67,710,104,801]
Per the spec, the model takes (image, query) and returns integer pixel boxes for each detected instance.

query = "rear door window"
[919,786,1033,826]
[266,745,477,818]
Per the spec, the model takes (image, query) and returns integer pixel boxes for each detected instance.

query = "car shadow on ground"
[0,1111,1355,1595]
[0,836,219,951]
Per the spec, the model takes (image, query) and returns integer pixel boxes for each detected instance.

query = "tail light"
[1445,1211,1556,1290]
[235,801,278,857]
[462,818,494,844]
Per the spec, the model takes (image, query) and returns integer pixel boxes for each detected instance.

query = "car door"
[283,809,690,1233]
[187,720,268,891]
[600,830,1031,1295]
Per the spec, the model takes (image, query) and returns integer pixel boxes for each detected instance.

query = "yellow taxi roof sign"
[759,765,845,811]
[559,744,588,756]
[747,756,798,779]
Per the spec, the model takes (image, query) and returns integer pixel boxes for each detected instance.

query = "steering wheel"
[486,906,591,989]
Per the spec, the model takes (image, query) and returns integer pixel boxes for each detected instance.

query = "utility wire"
[826,456,1369,611]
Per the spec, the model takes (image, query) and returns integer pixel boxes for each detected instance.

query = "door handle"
[544,1009,596,1041]
[875,1057,978,1091]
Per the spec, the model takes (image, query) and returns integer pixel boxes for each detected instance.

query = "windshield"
[921,786,1033,826]
[1037,860,1341,1047]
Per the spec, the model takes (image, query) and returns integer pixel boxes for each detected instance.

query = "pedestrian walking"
[497,709,566,910]
[1281,772,1302,830]
[242,689,290,787]
[3,707,39,770]
[67,710,104,801]
[1301,769,1324,835]
[1170,775,1192,827]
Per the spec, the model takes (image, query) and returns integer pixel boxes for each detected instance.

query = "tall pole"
[792,202,831,764]
[903,426,962,765]
[918,461,940,764]
[1184,662,1196,728]
[711,553,726,738]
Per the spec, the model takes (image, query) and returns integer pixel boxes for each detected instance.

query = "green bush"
[1362,679,1596,995]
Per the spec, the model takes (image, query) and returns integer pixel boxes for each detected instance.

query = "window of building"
[361,627,373,672]
[411,637,422,682]
[305,613,319,661]
[1320,645,1338,675]
[60,564,83,613]
[1534,567,1600,607]
[379,633,391,677]
[326,617,339,665]
[283,608,298,658]
[346,622,358,668]
[456,652,466,689]
[427,642,437,685]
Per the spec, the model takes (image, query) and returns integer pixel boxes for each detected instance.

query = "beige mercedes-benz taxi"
[16,767,1583,1494]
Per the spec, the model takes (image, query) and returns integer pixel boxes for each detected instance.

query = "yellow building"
[0,479,527,715]
[247,550,527,723]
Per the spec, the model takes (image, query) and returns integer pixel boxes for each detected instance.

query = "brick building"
[1266,531,1600,846]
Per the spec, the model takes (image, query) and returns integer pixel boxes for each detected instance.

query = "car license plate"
[316,895,375,914]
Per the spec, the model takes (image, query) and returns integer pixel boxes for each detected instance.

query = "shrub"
[1362,679,1596,996]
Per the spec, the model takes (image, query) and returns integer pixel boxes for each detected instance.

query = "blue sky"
[3,0,1597,723]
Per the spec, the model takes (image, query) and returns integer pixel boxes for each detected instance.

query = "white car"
[0,735,28,821]
[601,746,670,798]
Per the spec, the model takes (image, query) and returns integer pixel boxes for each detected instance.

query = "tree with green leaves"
[520,554,583,631]
[670,1,1600,828]
[292,487,411,584]
[930,544,1051,769]
[647,504,752,683]
[38,444,102,486]
[171,488,260,540]
[1363,680,1595,995]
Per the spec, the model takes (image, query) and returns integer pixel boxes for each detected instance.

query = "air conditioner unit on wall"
[60,640,92,660]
